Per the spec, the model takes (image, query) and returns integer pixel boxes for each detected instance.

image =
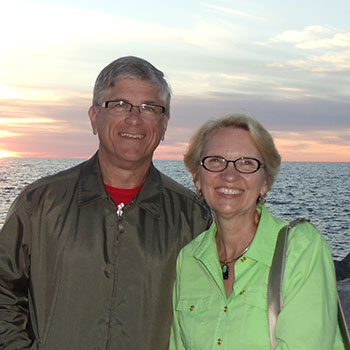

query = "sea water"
[0,157,349,259]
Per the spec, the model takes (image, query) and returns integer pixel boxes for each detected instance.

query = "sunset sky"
[0,0,349,161]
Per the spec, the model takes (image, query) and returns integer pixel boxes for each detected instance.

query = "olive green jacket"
[0,153,211,349]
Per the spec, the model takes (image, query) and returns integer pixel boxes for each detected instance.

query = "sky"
[0,0,349,161]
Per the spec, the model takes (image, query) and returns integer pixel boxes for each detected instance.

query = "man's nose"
[128,105,142,114]
[125,106,142,123]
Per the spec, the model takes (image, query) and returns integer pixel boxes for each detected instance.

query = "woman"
[170,114,345,349]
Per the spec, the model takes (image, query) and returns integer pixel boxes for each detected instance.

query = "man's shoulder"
[156,169,210,218]
[159,171,193,195]
[24,159,87,193]
[157,170,205,209]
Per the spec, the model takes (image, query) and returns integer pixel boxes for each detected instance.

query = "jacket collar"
[134,164,162,218]
[78,152,162,218]
[78,152,107,207]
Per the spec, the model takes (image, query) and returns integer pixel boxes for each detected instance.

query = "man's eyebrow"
[107,98,160,105]
[142,100,160,105]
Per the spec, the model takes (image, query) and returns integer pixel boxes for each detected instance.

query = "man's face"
[89,78,169,168]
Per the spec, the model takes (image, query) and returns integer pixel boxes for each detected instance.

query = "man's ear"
[161,115,169,141]
[88,106,98,135]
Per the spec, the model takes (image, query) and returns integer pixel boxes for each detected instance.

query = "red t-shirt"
[104,183,143,206]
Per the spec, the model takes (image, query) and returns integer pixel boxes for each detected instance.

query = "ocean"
[0,157,349,259]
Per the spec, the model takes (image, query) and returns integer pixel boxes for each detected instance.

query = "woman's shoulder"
[286,220,333,270]
[179,222,216,257]
[289,220,325,246]
[182,229,211,252]
[261,205,324,247]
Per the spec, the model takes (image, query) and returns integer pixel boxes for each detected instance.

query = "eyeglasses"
[200,156,265,174]
[101,100,165,118]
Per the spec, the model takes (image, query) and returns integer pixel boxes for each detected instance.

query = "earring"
[258,193,266,205]
[195,189,203,199]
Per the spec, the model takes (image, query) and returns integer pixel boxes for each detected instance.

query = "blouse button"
[189,305,195,311]
[240,256,247,262]
[239,289,246,295]
[217,338,223,345]
[223,306,228,312]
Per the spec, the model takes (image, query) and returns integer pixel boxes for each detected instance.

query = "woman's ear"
[261,178,269,197]
[193,172,201,191]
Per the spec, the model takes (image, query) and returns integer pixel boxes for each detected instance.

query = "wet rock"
[335,253,350,281]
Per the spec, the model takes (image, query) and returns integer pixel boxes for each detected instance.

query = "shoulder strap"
[268,218,308,349]
[268,218,350,350]
[338,295,350,349]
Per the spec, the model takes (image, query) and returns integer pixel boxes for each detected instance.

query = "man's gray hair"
[92,56,171,114]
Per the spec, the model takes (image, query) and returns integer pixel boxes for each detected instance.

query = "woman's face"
[194,127,268,221]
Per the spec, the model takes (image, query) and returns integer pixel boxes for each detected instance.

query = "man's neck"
[98,151,151,188]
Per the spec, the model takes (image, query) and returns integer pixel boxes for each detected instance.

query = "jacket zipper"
[116,203,125,233]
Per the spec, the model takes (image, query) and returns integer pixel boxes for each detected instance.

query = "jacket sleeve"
[169,251,186,350]
[276,223,345,350]
[0,193,33,348]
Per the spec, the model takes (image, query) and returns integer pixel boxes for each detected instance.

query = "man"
[0,56,211,349]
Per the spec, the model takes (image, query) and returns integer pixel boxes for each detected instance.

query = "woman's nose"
[220,162,240,180]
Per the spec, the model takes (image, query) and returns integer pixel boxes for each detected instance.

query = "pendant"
[222,264,229,280]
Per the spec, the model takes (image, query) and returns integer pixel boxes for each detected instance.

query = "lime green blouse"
[170,204,345,349]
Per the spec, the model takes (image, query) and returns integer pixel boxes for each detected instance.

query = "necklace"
[220,245,250,280]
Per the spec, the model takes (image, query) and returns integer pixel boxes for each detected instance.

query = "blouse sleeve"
[276,222,345,350]
[169,250,186,350]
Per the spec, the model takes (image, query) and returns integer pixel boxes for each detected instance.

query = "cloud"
[0,84,22,99]
[156,128,350,162]
[0,93,94,158]
[169,92,350,138]
[0,131,23,138]
[263,25,350,74]
[201,2,264,20]
[274,129,350,162]
[0,117,57,126]
[1,1,247,96]
[1,1,236,55]
[286,50,350,72]
[270,25,350,49]
[154,142,188,160]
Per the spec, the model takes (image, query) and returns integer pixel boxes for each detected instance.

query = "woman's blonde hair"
[184,113,281,190]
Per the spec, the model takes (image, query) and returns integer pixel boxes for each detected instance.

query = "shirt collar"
[78,152,162,218]
[245,204,287,267]
[193,204,287,268]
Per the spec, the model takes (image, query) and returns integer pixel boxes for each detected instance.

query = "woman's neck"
[215,210,260,298]
[215,210,260,261]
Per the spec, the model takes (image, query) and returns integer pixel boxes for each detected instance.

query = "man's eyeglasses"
[200,156,265,174]
[101,100,165,118]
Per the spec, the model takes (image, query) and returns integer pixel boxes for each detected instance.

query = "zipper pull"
[117,203,125,233]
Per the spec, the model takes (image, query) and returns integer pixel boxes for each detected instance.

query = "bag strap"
[268,218,308,349]
[268,218,350,350]
[338,295,350,349]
